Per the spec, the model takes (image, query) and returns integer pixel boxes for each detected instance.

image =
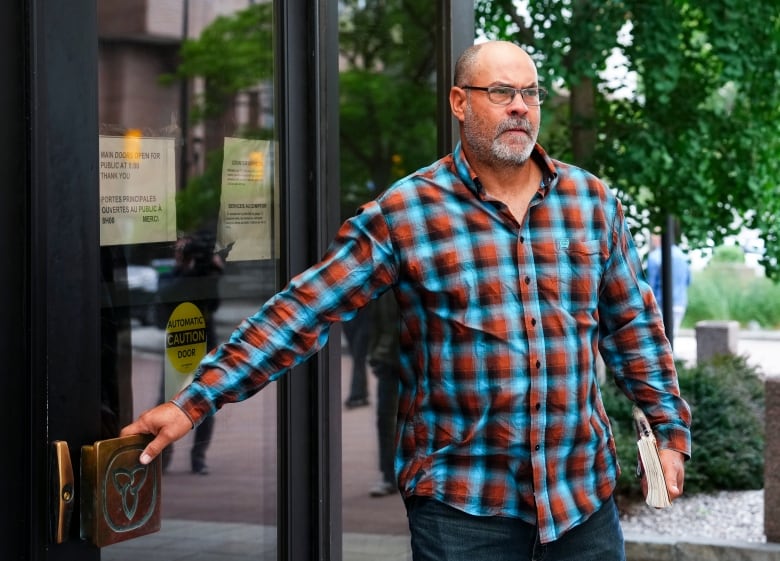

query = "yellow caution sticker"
[165,302,207,374]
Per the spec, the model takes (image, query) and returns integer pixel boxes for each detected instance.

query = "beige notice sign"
[99,134,177,246]
[217,137,273,261]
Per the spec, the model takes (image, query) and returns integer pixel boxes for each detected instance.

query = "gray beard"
[491,138,535,166]
[463,107,537,168]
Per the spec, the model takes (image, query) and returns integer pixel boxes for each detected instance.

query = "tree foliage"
[165,3,274,122]
[160,3,274,231]
[475,0,780,279]
[166,1,780,277]
[170,1,440,224]
[338,0,438,218]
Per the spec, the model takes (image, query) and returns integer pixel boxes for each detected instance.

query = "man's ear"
[449,86,467,123]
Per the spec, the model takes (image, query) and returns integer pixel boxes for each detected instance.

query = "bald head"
[453,41,536,87]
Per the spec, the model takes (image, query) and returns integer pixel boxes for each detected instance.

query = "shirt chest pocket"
[556,240,603,312]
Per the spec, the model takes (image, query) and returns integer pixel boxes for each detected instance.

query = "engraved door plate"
[80,434,162,547]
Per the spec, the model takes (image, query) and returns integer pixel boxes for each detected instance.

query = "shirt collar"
[452,142,558,197]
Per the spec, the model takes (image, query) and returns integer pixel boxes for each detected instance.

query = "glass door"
[95,2,279,559]
[336,2,473,559]
[2,0,468,558]
[336,2,438,554]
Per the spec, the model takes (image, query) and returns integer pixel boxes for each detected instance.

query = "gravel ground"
[620,489,766,543]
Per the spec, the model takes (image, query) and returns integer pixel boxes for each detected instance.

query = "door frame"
[275,0,342,559]
[4,1,103,560]
[1,0,40,556]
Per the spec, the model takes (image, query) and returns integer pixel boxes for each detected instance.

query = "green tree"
[166,1,440,227]
[338,1,438,218]
[475,0,780,278]
[172,4,274,123]
[161,3,275,232]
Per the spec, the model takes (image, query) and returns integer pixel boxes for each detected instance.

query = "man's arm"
[120,201,398,463]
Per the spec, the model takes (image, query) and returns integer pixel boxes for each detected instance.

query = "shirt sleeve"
[172,201,397,426]
[597,203,692,458]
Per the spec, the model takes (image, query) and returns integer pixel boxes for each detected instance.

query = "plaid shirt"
[174,142,691,543]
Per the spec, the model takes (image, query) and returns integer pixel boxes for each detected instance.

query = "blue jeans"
[405,496,625,561]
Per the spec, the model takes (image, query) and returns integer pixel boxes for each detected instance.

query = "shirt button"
[531,318,537,326]
[535,402,541,410]
[520,236,525,243]
[524,276,531,284]
[535,360,541,368]
[535,444,541,451]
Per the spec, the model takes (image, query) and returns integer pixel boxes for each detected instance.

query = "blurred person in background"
[647,233,691,336]
[366,293,400,497]
[156,230,224,474]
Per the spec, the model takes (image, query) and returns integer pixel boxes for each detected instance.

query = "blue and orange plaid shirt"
[174,142,692,543]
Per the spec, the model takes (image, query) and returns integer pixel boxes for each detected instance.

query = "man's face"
[460,47,541,167]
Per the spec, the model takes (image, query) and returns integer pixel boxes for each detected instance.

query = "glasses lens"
[483,87,546,106]
[486,87,515,105]
[523,88,546,105]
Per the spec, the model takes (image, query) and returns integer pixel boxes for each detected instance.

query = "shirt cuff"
[655,422,692,460]
[171,380,215,428]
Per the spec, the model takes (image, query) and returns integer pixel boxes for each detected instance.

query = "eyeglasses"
[461,85,548,106]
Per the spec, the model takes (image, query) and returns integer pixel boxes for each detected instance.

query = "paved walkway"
[673,327,780,377]
[111,314,779,560]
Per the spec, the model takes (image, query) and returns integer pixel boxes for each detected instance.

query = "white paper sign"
[99,135,177,246]
[217,137,273,261]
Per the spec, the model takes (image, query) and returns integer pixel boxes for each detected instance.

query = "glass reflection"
[98,1,278,559]
[338,1,438,553]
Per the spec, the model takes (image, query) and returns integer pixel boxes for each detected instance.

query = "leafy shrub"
[711,244,746,264]
[684,270,732,326]
[602,355,765,502]
[684,266,780,329]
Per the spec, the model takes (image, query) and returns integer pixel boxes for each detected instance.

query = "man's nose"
[506,93,529,114]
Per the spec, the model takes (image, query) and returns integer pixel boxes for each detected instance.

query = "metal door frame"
[275,0,342,559]
[3,2,102,559]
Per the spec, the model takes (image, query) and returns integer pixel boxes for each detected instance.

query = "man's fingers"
[139,435,171,464]
[118,402,194,464]
[119,419,148,438]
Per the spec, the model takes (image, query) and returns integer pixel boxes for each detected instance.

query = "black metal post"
[436,1,474,155]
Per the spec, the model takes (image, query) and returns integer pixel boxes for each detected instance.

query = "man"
[647,233,691,337]
[122,41,691,560]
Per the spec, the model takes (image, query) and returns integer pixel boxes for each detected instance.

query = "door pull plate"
[80,434,162,547]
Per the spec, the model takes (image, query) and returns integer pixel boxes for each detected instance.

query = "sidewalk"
[102,520,412,561]
[672,327,780,377]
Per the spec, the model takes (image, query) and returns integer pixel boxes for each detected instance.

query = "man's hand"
[120,402,193,465]
[658,448,685,501]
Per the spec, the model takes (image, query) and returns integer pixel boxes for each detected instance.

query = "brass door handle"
[80,434,162,547]
[50,441,75,544]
